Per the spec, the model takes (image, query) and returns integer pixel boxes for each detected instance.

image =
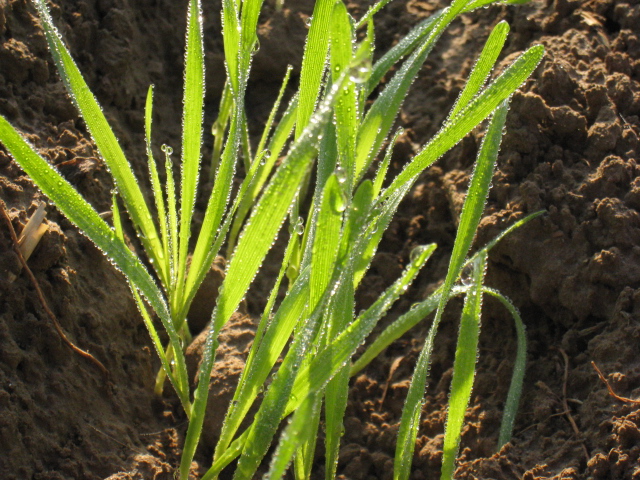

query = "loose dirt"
[1,0,639,479]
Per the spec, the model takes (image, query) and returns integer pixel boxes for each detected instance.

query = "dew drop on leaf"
[409,244,429,263]
[460,263,473,286]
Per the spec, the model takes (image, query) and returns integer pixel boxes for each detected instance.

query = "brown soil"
[1,0,639,479]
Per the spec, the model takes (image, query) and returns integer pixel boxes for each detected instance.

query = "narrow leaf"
[330,1,358,190]
[356,0,472,183]
[394,99,513,480]
[144,86,170,283]
[266,393,320,480]
[447,21,510,121]
[177,0,206,297]
[483,288,527,449]
[287,244,436,413]
[180,80,345,478]
[384,45,544,199]
[296,0,334,138]
[440,252,487,480]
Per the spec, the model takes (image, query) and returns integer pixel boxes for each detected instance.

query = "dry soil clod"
[0,199,110,380]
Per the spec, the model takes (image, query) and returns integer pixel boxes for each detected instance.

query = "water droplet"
[305,16,313,27]
[409,244,429,263]
[161,144,173,156]
[460,263,473,286]
[251,39,260,55]
[349,59,372,84]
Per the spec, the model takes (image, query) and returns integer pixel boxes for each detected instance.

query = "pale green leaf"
[441,251,487,480]
[296,0,334,138]
[176,0,206,298]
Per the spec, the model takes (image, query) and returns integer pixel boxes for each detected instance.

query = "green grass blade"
[353,182,413,287]
[267,393,320,480]
[440,99,510,299]
[182,108,240,318]
[355,0,393,29]
[299,121,338,273]
[483,288,527,449]
[356,0,472,180]
[215,80,344,330]
[310,173,344,310]
[31,0,164,274]
[323,257,356,480]
[219,119,332,327]
[393,319,432,479]
[111,194,125,241]
[177,0,205,295]
[372,128,403,197]
[463,0,521,11]
[339,179,374,264]
[365,13,440,97]
[112,194,185,411]
[350,210,543,377]
[239,0,266,73]
[210,81,234,179]
[228,86,298,255]
[241,109,253,171]
[361,283,526,462]
[354,20,374,120]
[286,244,436,413]
[205,430,249,480]
[384,44,543,203]
[214,268,310,459]
[222,0,241,93]
[250,226,300,360]
[330,1,358,191]
[210,243,434,477]
[179,109,288,324]
[256,65,293,158]
[0,117,190,410]
[185,0,280,314]
[448,21,509,120]
[153,144,180,393]
[203,244,434,477]
[324,366,350,479]
[232,291,328,480]
[224,0,264,96]
[163,146,179,291]
[144,86,170,283]
[293,395,322,480]
[296,0,334,138]
[215,166,345,469]
[394,99,513,480]
[351,286,441,376]
[181,82,343,478]
[440,251,487,480]
[475,211,545,254]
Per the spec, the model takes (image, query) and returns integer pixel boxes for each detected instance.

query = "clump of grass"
[0,0,544,479]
